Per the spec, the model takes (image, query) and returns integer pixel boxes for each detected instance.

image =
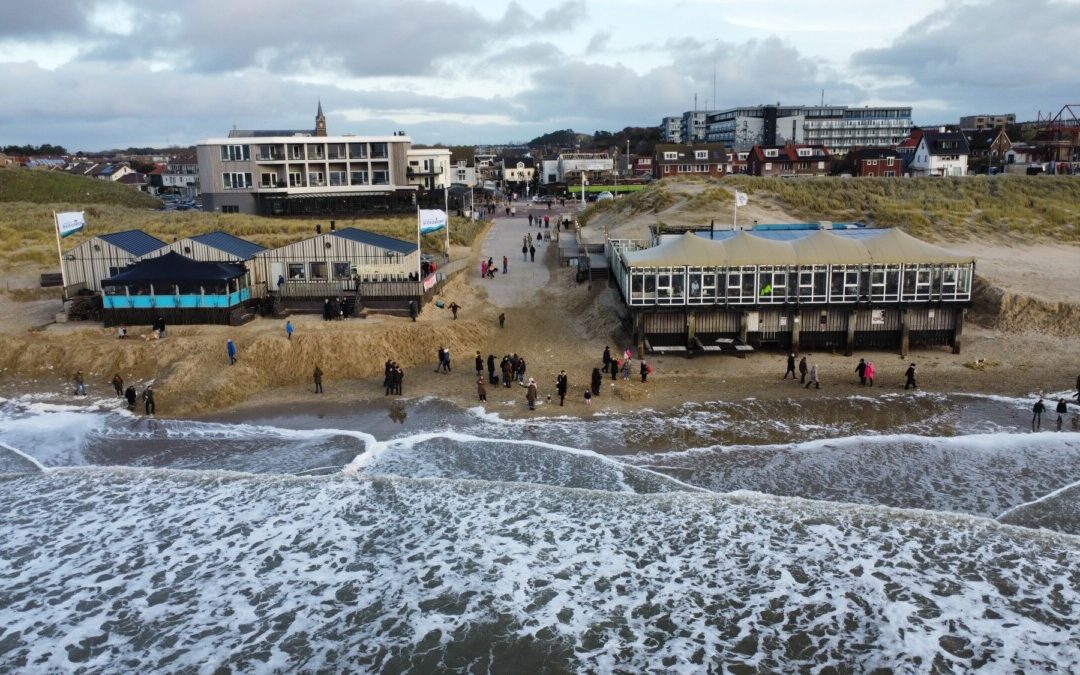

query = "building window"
[764,149,778,158]
[220,145,249,162]
[309,262,328,280]
[798,266,828,302]
[348,143,368,159]
[694,150,708,160]
[289,145,305,160]
[257,145,280,161]
[371,143,388,159]
[764,162,772,171]
[663,152,678,160]
[288,172,304,187]
[333,262,351,279]
[308,171,325,187]
[817,161,825,169]
[678,164,690,172]
[222,172,252,190]
[797,148,812,157]
[372,170,390,185]
[221,205,240,214]
[329,171,347,187]
[287,263,305,280]
[350,171,368,185]
[260,172,277,188]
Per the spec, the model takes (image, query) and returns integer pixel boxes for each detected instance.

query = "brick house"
[746,144,831,176]
[849,148,901,177]
[653,143,728,179]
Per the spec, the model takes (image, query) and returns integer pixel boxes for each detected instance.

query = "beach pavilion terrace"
[101,251,253,327]
[607,228,975,355]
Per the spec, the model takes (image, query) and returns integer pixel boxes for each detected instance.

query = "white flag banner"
[419,209,447,234]
[734,191,749,207]
[56,211,86,238]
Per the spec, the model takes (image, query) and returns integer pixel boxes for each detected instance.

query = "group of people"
[600,345,652,384]
[383,361,404,396]
[782,354,918,391]
[74,370,155,414]
[479,256,508,279]
[322,297,352,321]
[521,233,540,262]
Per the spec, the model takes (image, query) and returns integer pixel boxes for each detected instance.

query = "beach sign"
[56,211,86,238]
[419,209,447,234]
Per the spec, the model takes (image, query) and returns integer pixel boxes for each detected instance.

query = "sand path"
[471,210,554,307]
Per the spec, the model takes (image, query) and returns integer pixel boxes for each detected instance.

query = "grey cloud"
[854,0,1080,88]
[0,1,89,37]
[479,41,564,69]
[585,31,610,54]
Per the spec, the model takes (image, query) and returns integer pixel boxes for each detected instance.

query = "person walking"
[475,351,484,378]
[502,256,508,274]
[73,370,86,396]
[227,339,237,365]
[409,300,418,322]
[517,357,527,384]
[805,364,820,389]
[528,213,534,227]
[591,367,603,396]
[1032,397,1046,431]
[477,376,487,403]
[865,361,875,387]
[622,358,631,380]
[499,312,506,329]
[602,346,611,371]
[521,241,528,262]
[285,320,294,341]
[502,357,513,388]
[124,385,137,410]
[640,360,650,383]
[855,358,867,386]
[443,347,452,373]
[529,244,536,262]
[435,347,444,373]
[784,353,796,379]
[556,370,568,406]
[798,356,808,384]
[111,373,124,397]
[487,354,496,383]
[481,259,488,279]
[449,302,461,320]
[313,366,323,394]
[1056,398,1069,431]
[611,358,619,382]
[904,363,918,390]
[526,378,537,411]
[393,366,404,396]
[142,385,155,415]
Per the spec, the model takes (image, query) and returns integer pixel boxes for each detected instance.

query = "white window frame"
[726,266,757,304]
[764,162,772,171]
[308,171,325,187]
[869,264,901,302]
[694,150,708,160]
[288,172,304,188]
[757,266,788,303]
[221,172,252,190]
[764,149,779,158]
[901,265,933,302]
[220,145,249,162]
[663,152,678,160]
[655,267,685,305]
[259,172,277,188]
[687,267,718,305]
[797,148,812,157]
[797,265,828,303]
[350,170,368,186]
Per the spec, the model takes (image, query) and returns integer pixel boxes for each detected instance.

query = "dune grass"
[0,168,160,208]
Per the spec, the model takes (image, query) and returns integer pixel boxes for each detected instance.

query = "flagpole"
[733,200,738,230]
[443,185,450,257]
[53,211,67,289]
[416,204,422,279]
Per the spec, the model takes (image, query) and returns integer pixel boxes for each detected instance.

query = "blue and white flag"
[734,191,749,207]
[56,211,86,238]
[419,209,447,234]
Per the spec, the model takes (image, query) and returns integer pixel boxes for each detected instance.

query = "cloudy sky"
[1,0,1078,150]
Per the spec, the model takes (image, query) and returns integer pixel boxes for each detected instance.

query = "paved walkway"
[472,211,559,307]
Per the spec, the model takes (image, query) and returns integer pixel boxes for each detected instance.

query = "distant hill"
[0,168,161,208]
[527,129,593,149]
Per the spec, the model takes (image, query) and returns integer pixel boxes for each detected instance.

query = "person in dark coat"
[475,351,483,378]
[556,370,568,406]
[394,366,404,395]
[798,356,808,384]
[502,256,508,274]
[529,244,536,262]
[522,242,528,261]
[1055,398,1069,431]
[603,346,611,370]
[499,312,506,329]
[904,363,918,390]
[640,360,649,383]
[516,357,527,384]
[526,378,537,411]
[313,366,323,394]
[124,385,137,410]
[501,357,513,388]
[111,373,124,397]
[487,354,496,383]
[477,377,487,402]
[855,358,867,386]
[449,302,460,320]
[1032,397,1045,431]
[610,358,619,381]
[784,353,796,379]
[409,300,418,322]
[142,386,155,415]
[591,368,603,396]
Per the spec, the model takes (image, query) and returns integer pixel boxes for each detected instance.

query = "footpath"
[470,209,558,308]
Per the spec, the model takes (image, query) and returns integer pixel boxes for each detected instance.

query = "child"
[584,390,592,405]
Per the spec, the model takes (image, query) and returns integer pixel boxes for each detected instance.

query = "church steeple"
[314,99,327,137]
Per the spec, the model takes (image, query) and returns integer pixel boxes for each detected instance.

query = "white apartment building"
[539,153,614,184]
[449,160,477,187]
[405,147,451,191]
[706,104,913,153]
[660,116,684,143]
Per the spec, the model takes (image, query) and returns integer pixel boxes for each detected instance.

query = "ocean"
[0,390,1078,672]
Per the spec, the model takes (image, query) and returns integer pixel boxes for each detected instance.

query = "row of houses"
[62,224,426,326]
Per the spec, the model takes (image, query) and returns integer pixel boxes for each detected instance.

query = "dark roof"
[962,128,1005,151]
[503,156,535,168]
[227,129,312,138]
[99,230,166,256]
[331,227,418,254]
[920,129,970,155]
[850,148,899,161]
[750,144,831,162]
[654,143,728,163]
[117,172,147,185]
[103,251,245,286]
[191,231,266,259]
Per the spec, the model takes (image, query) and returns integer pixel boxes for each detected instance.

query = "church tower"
[314,100,327,137]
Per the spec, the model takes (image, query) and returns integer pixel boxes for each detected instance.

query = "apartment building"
[539,153,614,184]
[661,116,684,143]
[196,104,415,215]
[959,113,1016,130]
[706,104,912,154]
[681,110,713,143]
[405,147,451,191]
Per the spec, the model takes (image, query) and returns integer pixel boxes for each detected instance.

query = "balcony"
[407,166,444,177]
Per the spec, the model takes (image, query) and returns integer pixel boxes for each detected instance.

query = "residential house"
[501,157,536,190]
[91,163,135,182]
[543,152,614,185]
[161,153,201,198]
[849,148,901,177]
[654,143,728,179]
[746,144,831,177]
[725,150,750,175]
[117,171,150,192]
[908,128,970,177]
[449,160,477,187]
[963,127,1011,171]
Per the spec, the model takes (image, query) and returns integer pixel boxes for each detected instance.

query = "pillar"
[686,311,697,349]
[633,313,645,357]
[952,308,965,355]
[739,311,749,345]
[900,308,910,357]
[845,309,856,356]
[790,312,801,355]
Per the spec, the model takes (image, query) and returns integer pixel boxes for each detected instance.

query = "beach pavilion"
[101,251,253,326]
[607,228,975,355]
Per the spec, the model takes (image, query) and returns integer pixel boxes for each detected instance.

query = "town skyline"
[1,0,1077,150]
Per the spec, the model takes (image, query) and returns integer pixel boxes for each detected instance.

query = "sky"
[1,0,1078,151]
